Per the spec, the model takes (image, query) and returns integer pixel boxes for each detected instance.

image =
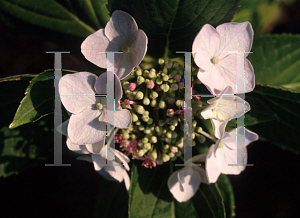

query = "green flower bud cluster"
[119,61,208,165]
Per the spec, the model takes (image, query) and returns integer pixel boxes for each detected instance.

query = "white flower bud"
[171,83,178,91]
[158,58,165,65]
[169,125,175,131]
[122,81,129,90]
[149,150,157,160]
[155,78,163,85]
[159,100,166,109]
[150,99,157,107]
[122,132,130,140]
[176,99,182,107]
[143,96,150,105]
[144,143,151,150]
[160,84,170,92]
[162,75,169,81]
[147,118,153,125]
[150,91,158,99]
[132,113,138,122]
[136,69,142,76]
[143,70,149,78]
[139,125,145,131]
[151,136,157,143]
[134,105,145,114]
[137,76,145,85]
[162,154,170,162]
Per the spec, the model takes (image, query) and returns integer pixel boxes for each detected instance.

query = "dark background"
[1,1,300,217]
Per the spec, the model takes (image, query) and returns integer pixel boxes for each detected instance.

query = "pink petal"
[206,143,222,183]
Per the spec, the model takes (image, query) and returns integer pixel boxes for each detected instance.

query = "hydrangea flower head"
[192,22,254,94]
[81,10,148,80]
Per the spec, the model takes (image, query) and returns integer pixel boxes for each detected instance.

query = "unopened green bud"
[192,133,195,139]
[130,70,136,76]
[135,91,144,100]
[162,154,170,162]
[170,118,178,126]
[149,150,157,160]
[128,124,134,132]
[143,111,149,116]
[149,69,157,78]
[159,120,166,126]
[155,126,162,133]
[144,128,151,134]
[171,138,176,144]
[165,60,173,69]
[136,69,142,76]
[167,98,175,104]
[162,75,169,81]
[197,135,206,143]
[169,92,176,98]
[127,92,135,100]
[176,100,182,107]
[143,96,150,105]
[173,61,179,68]
[123,132,130,140]
[192,120,197,128]
[137,76,145,85]
[171,83,178,91]
[195,127,203,133]
[176,150,182,157]
[122,81,129,90]
[143,70,149,78]
[155,78,163,85]
[169,125,175,131]
[160,84,170,92]
[163,144,169,150]
[132,113,138,122]
[193,100,203,108]
[142,137,149,144]
[151,136,157,143]
[138,140,143,147]
[131,134,137,139]
[166,118,172,125]
[134,105,145,114]
[166,131,172,138]
[150,126,155,131]
[192,140,196,146]
[165,137,171,143]
[150,91,158,99]
[139,125,145,131]
[150,99,157,107]
[144,143,151,150]
[162,129,167,134]
[142,115,150,122]
[158,58,165,65]
[159,100,166,109]
[136,121,141,125]
[138,149,147,157]
[168,152,175,158]
[147,118,153,125]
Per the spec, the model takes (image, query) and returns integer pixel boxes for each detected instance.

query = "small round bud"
[150,99,157,107]
[137,76,145,85]
[166,131,172,138]
[158,58,165,65]
[127,83,137,91]
[159,100,166,109]
[142,115,150,122]
[160,84,170,92]
[167,98,175,104]
[136,121,141,125]
[149,69,157,78]
[136,69,142,76]
[150,91,158,99]
[170,146,178,153]
[142,137,149,144]
[170,118,178,126]
[169,92,176,98]
[134,105,145,114]
[162,75,169,81]
[138,125,145,131]
[128,124,134,132]
[171,83,178,91]
[178,82,184,89]
[143,96,150,105]
[144,143,151,150]
[172,61,179,68]
[197,135,206,143]
[195,127,203,133]
[147,118,153,125]
[168,152,175,158]
[138,140,144,147]
[135,91,144,100]
[132,113,138,122]
[143,70,149,78]
[159,120,166,126]
[169,125,175,131]
[122,132,130,140]
[144,128,151,134]
[127,92,135,100]
[131,134,137,139]
[151,136,157,143]
[192,133,195,139]
[174,74,181,82]
[138,149,147,157]
[155,78,163,85]
[165,60,173,69]
[192,120,197,128]
[167,109,175,117]
[176,100,182,108]
[122,81,129,90]
[146,80,155,89]
[149,150,158,160]
[162,154,170,162]
[155,126,162,133]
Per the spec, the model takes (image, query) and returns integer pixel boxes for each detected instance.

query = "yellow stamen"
[212,57,220,64]
[95,103,103,110]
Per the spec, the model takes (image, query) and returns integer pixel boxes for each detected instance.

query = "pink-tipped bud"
[167,109,175,117]
[178,82,184,89]
[193,95,201,101]
[146,80,155,89]
[174,74,181,82]
[127,83,137,91]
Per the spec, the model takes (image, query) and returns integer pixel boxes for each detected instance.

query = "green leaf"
[0,74,37,82]
[129,160,226,218]
[108,0,240,58]
[216,174,235,218]
[227,84,300,154]
[248,34,300,91]
[0,79,54,177]
[9,69,76,129]
[0,0,110,37]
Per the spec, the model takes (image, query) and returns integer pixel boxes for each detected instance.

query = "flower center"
[219,142,224,148]
[211,57,220,64]
[212,106,218,111]
[122,44,130,52]
[95,102,103,110]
